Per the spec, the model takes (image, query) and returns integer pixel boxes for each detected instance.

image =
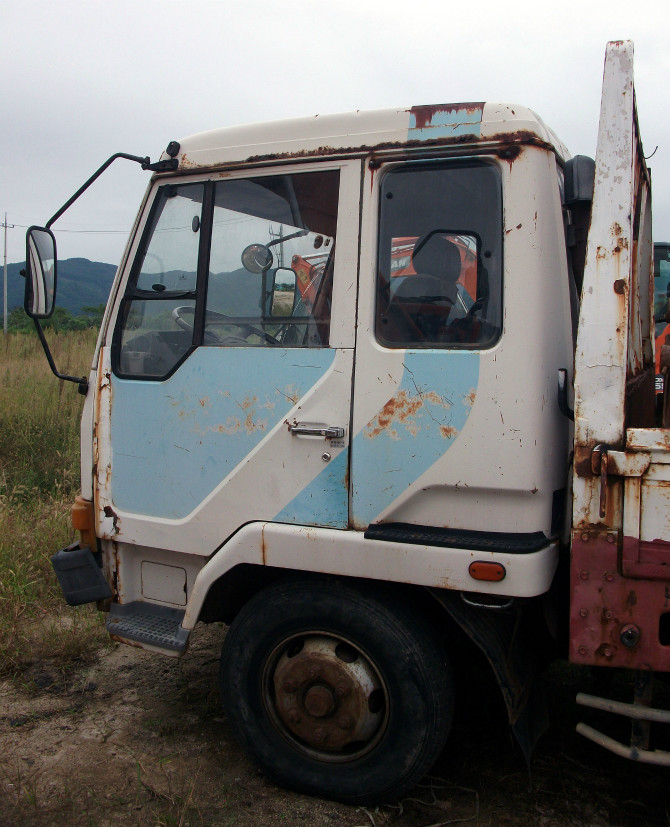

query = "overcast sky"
[3,0,670,267]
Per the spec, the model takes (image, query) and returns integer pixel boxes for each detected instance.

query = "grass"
[0,329,107,678]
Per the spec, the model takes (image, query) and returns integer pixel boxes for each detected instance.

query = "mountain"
[1,258,117,317]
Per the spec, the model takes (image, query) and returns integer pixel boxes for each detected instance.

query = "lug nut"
[335,681,349,697]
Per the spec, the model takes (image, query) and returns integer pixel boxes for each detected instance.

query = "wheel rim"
[262,633,389,763]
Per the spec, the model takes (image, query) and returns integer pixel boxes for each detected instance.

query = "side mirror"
[270,267,298,317]
[24,227,57,318]
[241,243,273,274]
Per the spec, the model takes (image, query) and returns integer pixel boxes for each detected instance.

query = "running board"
[106,602,190,654]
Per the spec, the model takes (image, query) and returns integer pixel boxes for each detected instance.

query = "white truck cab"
[25,41,670,802]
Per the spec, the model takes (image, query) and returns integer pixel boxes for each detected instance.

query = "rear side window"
[376,162,502,348]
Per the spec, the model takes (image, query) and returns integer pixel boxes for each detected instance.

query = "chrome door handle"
[288,423,345,439]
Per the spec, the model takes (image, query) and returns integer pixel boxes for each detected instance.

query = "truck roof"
[165,102,570,171]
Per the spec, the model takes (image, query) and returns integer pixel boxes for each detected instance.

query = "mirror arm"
[46,152,178,229]
[33,318,88,395]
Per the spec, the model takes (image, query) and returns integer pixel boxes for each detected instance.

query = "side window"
[115,170,339,379]
[116,183,204,377]
[205,171,338,348]
[376,163,502,348]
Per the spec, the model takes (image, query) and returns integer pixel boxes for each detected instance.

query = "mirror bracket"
[33,317,88,394]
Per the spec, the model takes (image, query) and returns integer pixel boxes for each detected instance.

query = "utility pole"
[2,213,15,336]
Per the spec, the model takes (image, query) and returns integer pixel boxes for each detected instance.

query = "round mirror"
[241,243,273,274]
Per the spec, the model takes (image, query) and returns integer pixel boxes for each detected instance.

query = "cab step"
[105,602,190,653]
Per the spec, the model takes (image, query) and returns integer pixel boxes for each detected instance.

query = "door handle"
[288,423,345,439]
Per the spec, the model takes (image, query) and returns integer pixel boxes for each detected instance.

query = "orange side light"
[71,495,96,550]
[468,561,506,582]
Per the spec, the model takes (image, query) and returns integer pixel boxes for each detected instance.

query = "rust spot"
[364,389,452,439]
[574,444,597,478]
[239,394,258,410]
[112,543,120,597]
[103,505,120,534]
[613,279,625,294]
[440,425,458,439]
[496,144,523,171]
[409,102,484,129]
[464,389,476,407]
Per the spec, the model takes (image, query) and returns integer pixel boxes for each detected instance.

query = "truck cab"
[26,41,669,803]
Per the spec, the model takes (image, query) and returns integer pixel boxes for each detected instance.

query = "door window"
[115,170,340,379]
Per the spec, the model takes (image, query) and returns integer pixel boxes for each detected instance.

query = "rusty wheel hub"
[265,634,387,759]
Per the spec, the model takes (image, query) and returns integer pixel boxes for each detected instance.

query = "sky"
[2,0,670,267]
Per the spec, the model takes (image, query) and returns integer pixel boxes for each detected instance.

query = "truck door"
[97,161,360,554]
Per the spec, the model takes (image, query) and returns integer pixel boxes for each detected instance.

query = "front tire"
[219,577,454,804]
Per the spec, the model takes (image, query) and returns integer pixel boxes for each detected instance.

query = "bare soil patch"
[1,623,668,826]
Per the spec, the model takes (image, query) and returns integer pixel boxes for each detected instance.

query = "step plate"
[106,602,189,652]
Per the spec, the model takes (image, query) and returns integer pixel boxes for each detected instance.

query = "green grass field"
[0,329,107,678]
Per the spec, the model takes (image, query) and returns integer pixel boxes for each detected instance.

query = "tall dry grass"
[0,329,107,678]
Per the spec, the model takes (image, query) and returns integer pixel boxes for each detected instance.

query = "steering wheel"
[171,306,281,345]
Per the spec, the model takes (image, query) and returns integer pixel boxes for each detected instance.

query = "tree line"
[6,305,106,333]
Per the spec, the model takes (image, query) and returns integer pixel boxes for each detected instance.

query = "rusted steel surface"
[271,636,385,753]
[363,388,457,441]
[570,532,670,671]
[622,536,670,579]
[174,132,554,173]
[409,102,484,128]
[572,42,655,539]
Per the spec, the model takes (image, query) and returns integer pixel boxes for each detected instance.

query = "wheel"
[219,578,454,804]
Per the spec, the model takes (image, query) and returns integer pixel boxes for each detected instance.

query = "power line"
[2,213,16,336]
[10,222,129,235]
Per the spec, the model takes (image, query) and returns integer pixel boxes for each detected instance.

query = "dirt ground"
[1,623,669,827]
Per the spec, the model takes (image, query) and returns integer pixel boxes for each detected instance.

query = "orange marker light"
[469,561,506,582]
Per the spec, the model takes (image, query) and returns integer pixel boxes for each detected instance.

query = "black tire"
[219,577,454,804]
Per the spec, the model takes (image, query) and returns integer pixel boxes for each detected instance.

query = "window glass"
[205,171,339,347]
[135,184,203,292]
[116,183,204,378]
[118,298,197,376]
[115,170,340,379]
[376,163,502,348]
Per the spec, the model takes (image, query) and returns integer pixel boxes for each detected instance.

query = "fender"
[182,520,559,629]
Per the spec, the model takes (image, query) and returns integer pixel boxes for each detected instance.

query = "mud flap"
[51,543,112,606]
[430,588,549,767]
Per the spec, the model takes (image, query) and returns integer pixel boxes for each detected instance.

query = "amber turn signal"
[468,561,506,582]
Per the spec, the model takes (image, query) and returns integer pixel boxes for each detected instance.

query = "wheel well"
[197,564,464,640]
